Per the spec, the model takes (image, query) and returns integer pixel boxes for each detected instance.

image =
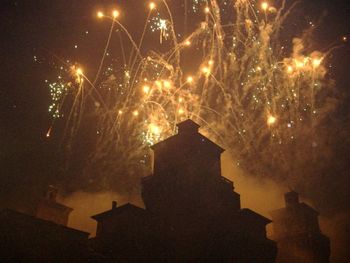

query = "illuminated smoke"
[46,0,338,193]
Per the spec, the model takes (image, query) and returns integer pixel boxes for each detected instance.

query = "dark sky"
[0,0,349,213]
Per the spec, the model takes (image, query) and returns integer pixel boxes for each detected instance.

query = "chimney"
[112,201,117,209]
[284,191,299,208]
[46,185,58,201]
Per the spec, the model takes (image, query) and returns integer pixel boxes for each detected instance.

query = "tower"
[142,119,240,226]
[141,119,276,262]
[271,191,330,263]
[91,119,276,262]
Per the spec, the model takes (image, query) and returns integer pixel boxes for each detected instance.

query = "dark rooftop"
[91,203,147,221]
[176,119,200,133]
[151,119,225,153]
[239,208,272,225]
[0,209,89,237]
[270,202,319,216]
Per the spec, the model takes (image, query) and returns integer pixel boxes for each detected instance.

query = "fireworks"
[97,11,104,19]
[149,2,156,10]
[261,2,269,11]
[186,76,194,83]
[47,0,340,190]
[48,82,68,119]
[150,16,170,43]
[112,10,120,19]
[267,115,277,126]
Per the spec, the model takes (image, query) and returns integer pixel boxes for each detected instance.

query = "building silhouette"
[0,187,104,262]
[91,119,277,262]
[0,209,97,262]
[36,185,73,226]
[91,202,167,262]
[270,191,330,263]
[3,119,313,262]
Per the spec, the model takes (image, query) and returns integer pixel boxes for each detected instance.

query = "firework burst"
[47,0,340,191]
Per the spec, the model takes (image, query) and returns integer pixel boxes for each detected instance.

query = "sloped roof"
[299,202,319,215]
[239,208,272,225]
[151,120,224,153]
[39,198,73,212]
[0,209,88,237]
[91,203,147,221]
[270,202,319,217]
[176,119,200,131]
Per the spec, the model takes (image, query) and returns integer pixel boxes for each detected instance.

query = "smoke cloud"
[58,151,348,261]
[60,191,143,236]
[61,152,289,236]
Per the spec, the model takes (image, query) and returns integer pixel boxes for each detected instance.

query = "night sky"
[1,0,350,260]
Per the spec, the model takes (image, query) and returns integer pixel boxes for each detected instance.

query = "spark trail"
[45,0,340,192]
